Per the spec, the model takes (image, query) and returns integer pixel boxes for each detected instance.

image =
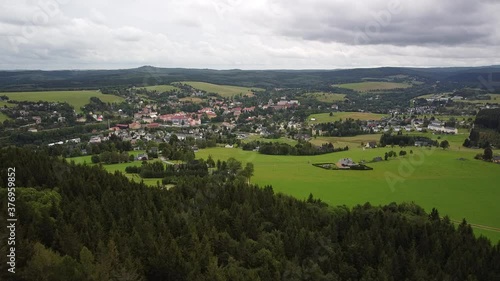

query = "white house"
[427,122,458,134]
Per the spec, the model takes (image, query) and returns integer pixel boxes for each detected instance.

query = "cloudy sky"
[1,0,499,70]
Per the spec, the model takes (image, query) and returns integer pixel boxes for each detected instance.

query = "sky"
[0,0,499,70]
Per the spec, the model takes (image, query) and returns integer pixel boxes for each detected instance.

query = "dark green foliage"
[483,147,493,161]
[439,140,450,150]
[465,109,500,148]
[245,140,347,155]
[1,147,500,281]
[90,155,100,164]
[314,119,367,137]
[380,133,437,147]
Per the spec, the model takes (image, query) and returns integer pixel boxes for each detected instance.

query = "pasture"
[310,134,382,148]
[0,101,16,108]
[245,134,298,146]
[196,146,500,242]
[0,112,10,122]
[304,92,346,103]
[67,151,164,187]
[179,97,204,103]
[2,90,124,112]
[308,112,387,124]
[142,85,179,92]
[337,82,412,92]
[181,81,264,97]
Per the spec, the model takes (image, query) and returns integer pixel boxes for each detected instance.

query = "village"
[1,83,487,153]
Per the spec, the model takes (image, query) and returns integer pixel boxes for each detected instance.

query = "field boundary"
[451,219,500,233]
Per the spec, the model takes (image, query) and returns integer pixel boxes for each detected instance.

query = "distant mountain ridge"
[0,65,499,91]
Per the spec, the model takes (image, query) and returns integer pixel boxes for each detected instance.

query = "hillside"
[1,147,499,281]
[1,66,500,92]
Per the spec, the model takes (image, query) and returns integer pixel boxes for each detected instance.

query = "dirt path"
[451,219,500,233]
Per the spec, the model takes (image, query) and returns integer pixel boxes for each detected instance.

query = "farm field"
[304,92,346,103]
[2,90,124,112]
[196,146,500,242]
[310,134,382,148]
[0,101,16,108]
[337,81,412,92]
[179,97,204,103]
[67,151,164,187]
[245,134,298,146]
[142,84,179,92]
[181,81,264,97]
[0,112,10,122]
[308,112,388,124]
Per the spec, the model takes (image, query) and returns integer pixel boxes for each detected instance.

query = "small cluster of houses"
[425,94,464,102]
[263,98,300,110]
[314,116,460,135]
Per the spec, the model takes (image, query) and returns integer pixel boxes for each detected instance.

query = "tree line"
[242,140,348,156]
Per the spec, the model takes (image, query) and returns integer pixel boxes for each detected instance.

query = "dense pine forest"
[1,147,499,281]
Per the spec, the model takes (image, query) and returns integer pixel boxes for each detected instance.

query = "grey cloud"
[0,0,499,70]
[267,0,500,46]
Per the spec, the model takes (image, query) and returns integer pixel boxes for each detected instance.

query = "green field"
[181,81,264,97]
[65,138,500,242]
[308,112,387,124]
[304,92,346,103]
[2,91,124,112]
[67,151,164,187]
[310,134,382,148]
[179,97,204,103]
[337,82,412,92]
[142,85,179,92]
[0,112,10,122]
[0,101,16,108]
[196,146,500,242]
[245,134,298,146]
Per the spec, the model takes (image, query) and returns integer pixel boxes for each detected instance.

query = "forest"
[465,108,500,148]
[1,147,499,281]
[1,66,500,91]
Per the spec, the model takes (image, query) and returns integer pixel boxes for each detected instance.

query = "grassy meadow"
[0,101,16,108]
[2,90,124,112]
[245,134,298,146]
[179,97,204,103]
[308,112,388,124]
[67,150,164,187]
[142,85,179,92]
[337,82,412,92]
[181,81,264,97]
[196,145,500,242]
[0,112,10,122]
[304,92,346,103]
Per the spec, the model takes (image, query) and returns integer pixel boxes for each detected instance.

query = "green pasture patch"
[181,81,264,97]
[2,90,124,112]
[337,82,412,92]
